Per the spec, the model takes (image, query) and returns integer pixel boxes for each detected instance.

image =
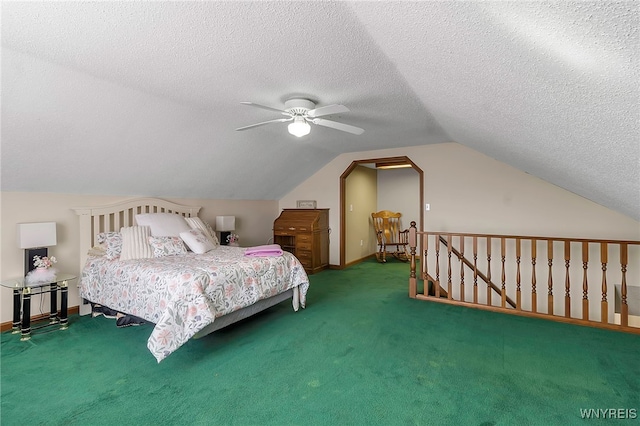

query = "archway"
[339,156,424,268]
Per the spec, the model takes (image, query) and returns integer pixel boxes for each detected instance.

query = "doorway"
[339,156,424,268]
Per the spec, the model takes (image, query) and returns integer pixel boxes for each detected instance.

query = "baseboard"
[0,306,80,333]
[338,253,376,269]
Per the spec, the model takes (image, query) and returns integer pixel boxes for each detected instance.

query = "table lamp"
[17,222,57,276]
[215,216,235,245]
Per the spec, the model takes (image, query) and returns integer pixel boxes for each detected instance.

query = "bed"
[73,198,309,362]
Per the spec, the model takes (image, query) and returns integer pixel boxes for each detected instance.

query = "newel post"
[409,221,417,298]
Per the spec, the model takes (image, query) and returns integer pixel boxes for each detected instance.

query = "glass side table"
[0,273,77,340]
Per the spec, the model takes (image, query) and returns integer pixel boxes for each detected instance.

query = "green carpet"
[1,259,638,425]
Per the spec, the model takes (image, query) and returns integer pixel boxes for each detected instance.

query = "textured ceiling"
[1,1,638,220]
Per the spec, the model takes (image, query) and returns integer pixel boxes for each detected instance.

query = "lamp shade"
[215,216,236,232]
[17,222,57,249]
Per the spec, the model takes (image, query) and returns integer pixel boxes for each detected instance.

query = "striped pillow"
[119,226,153,260]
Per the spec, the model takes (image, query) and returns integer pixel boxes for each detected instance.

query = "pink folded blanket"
[244,244,284,257]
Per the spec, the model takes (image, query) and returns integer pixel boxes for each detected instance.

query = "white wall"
[377,167,421,230]
[279,142,640,266]
[0,192,278,325]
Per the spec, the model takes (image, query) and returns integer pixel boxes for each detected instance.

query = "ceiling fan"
[235,98,364,137]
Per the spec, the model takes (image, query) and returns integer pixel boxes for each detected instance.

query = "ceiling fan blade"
[240,102,290,115]
[235,118,291,131]
[307,104,350,118]
[313,118,364,135]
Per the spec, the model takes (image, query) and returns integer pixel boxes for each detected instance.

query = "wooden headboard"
[72,198,201,314]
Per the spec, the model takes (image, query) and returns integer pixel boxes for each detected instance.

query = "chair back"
[371,210,403,243]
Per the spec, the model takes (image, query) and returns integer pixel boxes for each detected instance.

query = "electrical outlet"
[360,239,363,246]
[425,203,430,211]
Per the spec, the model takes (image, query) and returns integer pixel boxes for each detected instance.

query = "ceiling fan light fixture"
[238,98,363,136]
[288,117,311,137]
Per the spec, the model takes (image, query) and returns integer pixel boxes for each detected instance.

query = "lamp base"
[25,247,48,277]
[220,231,231,245]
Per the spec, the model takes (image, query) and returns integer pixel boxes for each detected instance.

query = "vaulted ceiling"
[2,1,638,220]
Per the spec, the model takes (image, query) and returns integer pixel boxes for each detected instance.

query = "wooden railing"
[408,222,640,333]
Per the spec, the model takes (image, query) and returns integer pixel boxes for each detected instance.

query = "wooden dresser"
[273,209,329,274]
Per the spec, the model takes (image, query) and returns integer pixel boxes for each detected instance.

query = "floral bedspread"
[79,246,309,362]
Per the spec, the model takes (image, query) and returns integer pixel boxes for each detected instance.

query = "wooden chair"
[371,210,409,263]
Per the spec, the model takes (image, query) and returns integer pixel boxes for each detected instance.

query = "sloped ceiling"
[1,1,638,220]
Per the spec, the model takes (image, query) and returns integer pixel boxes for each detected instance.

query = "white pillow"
[185,217,220,246]
[135,213,192,237]
[180,229,216,254]
[120,226,153,260]
[87,245,107,257]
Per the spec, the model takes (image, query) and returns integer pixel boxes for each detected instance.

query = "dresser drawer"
[296,241,313,251]
[274,225,296,234]
[298,258,312,269]
[274,224,311,232]
[296,233,312,242]
[296,250,312,260]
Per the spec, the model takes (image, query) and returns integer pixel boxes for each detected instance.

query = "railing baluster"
[564,241,571,318]
[582,242,589,321]
[516,238,522,310]
[486,237,492,306]
[423,234,429,295]
[601,242,608,323]
[460,236,465,302]
[435,235,441,298]
[547,240,554,315]
[473,236,478,304]
[447,235,453,300]
[409,226,417,297]
[620,243,628,327]
[501,238,506,308]
[531,239,537,313]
